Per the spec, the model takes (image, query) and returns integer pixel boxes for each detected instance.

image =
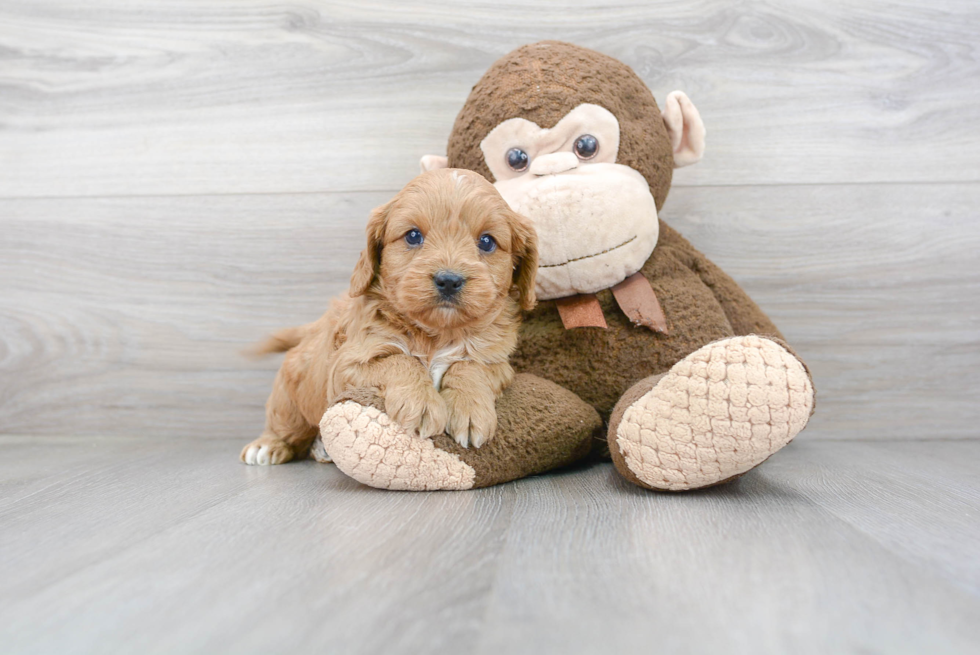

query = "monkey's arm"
[689,255,784,339]
[319,373,599,490]
[657,220,784,339]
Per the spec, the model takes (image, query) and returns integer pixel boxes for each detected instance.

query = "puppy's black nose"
[433,271,466,298]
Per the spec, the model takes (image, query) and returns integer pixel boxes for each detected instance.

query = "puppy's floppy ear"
[349,200,392,297]
[508,210,539,311]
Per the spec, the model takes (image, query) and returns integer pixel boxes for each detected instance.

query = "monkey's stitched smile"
[539,235,637,269]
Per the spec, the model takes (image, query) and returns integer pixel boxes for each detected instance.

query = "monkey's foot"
[608,335,815,491]
[320,401,477,491]
[318,374,599,490]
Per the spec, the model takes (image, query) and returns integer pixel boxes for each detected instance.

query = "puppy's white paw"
[243,444,264,465]
[443,389,497,449]
[240,438,294,465]
[309,437,333,463]
[418,397,450,439]
[384,383,449,439]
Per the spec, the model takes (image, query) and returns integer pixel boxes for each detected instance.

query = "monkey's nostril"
[433,271,466,297]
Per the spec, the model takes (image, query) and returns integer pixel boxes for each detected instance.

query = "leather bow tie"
[554,273,669,334]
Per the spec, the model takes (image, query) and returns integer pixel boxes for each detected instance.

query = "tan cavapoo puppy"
[241,169,538,465]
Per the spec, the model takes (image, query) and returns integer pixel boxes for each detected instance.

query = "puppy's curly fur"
[241,169,538,465]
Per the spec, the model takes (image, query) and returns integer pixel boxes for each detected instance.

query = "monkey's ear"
[349,201,391,297]
[419,155,449,173]
[509,211,539,311]
[661,91,706,168]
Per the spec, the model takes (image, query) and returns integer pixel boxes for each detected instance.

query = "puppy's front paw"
[241,436,295,465]
[442,389,497,449]
[384,383,448,439]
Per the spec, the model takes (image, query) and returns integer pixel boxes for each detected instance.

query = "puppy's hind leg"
[241,427,318,465]
[241,376,319,465]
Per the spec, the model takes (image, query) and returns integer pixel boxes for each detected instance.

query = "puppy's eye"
[506,148,529,172]
[573,134,598,160]
[477,234,497,253]
[404,229,424,247]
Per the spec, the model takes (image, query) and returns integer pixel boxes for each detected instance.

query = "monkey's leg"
[318,374,600,490]
[607,335,815,491]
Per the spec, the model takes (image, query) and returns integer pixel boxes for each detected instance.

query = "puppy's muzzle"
[433,270,466,300]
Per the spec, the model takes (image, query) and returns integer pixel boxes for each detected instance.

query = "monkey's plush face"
[426,42,706,301]
[479,104,659,299]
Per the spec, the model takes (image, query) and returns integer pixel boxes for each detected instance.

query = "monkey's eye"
[477,234,497,253]
[404,229,424,247]
[506,148,529,172]
[573,134,598,160]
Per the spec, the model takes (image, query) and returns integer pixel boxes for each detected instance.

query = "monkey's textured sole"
[613,336,814,491]
[319,401,476,490]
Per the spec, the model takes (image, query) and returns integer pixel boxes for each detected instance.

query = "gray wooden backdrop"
[1,0,978,441]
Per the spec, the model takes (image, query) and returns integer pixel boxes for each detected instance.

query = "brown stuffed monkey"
[312,41,815,491]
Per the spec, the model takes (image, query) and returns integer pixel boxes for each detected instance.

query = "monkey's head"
[421,41,705,300]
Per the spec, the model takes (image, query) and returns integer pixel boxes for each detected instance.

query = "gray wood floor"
[3,1,980,653]
[1,437,978,654]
